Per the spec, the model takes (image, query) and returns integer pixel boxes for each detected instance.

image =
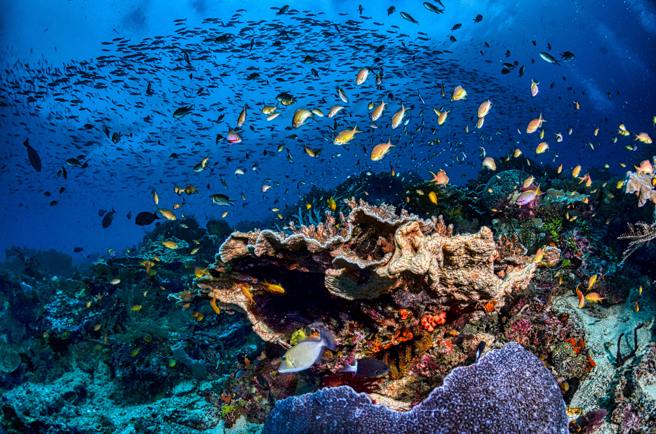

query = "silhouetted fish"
[135,211,159,226]
[102,209,116,228]
[23,139,42,172]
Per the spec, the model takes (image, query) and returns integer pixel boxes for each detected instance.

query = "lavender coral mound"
[263,342,568,434]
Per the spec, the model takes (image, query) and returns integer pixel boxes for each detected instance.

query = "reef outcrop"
[206,199,536,346]
[197,199,541,413]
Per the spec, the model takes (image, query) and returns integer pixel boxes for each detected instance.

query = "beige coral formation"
[624,157,656,207]
[203,199,536,344]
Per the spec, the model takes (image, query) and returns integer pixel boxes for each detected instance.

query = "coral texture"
[624,160,656,207]
[208,200,535,344]
[262,342,568,434]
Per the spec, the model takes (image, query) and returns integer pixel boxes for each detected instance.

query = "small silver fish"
[210,194,233,206]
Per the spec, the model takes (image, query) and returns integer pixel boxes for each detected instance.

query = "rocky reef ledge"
[199,199,541,411]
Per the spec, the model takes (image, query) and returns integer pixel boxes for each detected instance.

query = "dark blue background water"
[1,0,655,260]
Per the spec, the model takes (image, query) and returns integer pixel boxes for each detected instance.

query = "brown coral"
[624,162,656,207]
[204,200,535,345]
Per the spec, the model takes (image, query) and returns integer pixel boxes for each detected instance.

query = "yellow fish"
[158,209,176,221]
[618,124,630,136]
[526,113,545,134]
[477,99,492,118]
[391,105,407,129]
[530,80,539,97]
[292,109,312,128]
[535,141,549,154]
[356,67,369,85]
[587,274,598,291]
[584,292,605,303]
[152,190,159,205]
[635,132,653,144]
[328,105,345,118]
[334,127,360,145]
[370,139,394,161]
[327,197,337,211]
[572,165,581,178]
[162,240,178,250]
[433,108,448,125]
[428,191,438,205]
[263,281,286,295]
[482,156,497,171]
[237,104,247,128]
[304,146,320,157]
[371,101,386,121]
[451,85,467,101]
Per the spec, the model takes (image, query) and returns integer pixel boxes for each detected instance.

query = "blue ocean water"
[1,0,654,258]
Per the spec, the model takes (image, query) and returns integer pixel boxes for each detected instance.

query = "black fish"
[277,4,289,15]
[57,166,67,180]
[387,6,395,15]
[474,14,483,22]
[102,209,116,228]
[173,105,193,118]
[73,247,84,253]
[475,341,486,362]
[423,2,444,14]
[342,358,388,378]
[23,139,42,172]
[135,211,159,226]
[560,51,575,61]
[400,11,418,24]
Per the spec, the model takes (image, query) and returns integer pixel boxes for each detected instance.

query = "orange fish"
[584,292,605,303]
[526,113,545,134]
[576,286,585,308]
[429,169,449,186]
[371,139,394,161]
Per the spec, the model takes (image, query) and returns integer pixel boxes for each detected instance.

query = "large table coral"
[198,200,538,407]
[262,342,568,434]
[208,199,535,343]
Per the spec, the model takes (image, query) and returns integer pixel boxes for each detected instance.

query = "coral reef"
[1,165,654,433]
[209,199,536,343]
[262,343,568,434]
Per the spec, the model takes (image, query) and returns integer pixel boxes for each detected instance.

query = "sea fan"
[618,221,656,263]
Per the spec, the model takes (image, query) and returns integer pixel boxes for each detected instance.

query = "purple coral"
[263,343,567,434]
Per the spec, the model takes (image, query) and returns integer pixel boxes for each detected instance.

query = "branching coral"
[618,221,656,263]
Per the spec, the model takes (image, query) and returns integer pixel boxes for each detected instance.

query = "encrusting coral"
[262,342,568,434]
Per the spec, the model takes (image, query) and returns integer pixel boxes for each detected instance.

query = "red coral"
[421,312,447,332]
